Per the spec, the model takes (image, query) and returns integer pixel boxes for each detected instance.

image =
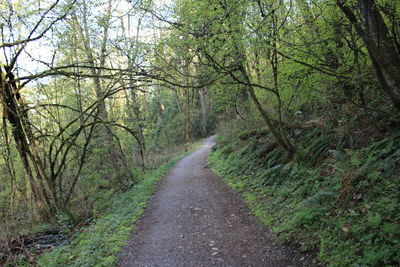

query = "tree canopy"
[1,0,399,265]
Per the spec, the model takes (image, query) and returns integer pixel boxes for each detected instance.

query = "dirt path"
[118,136,302,267]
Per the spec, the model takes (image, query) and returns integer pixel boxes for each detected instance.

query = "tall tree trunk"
[199,86,209,136]
[78,0,111,122]
[183,58,191,143]
[124,87,146,169]
[120,14,146,169]
[337,0,400,109]
[237,64,296,156]
[0,66,55,214]
[218,0,295,156]
[74,0,129,180]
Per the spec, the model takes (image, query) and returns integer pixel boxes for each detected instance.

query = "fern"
[302,190,337,208]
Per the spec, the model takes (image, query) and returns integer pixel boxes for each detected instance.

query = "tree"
[337,0,400,109]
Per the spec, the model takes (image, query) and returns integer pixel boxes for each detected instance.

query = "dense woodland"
[0,0,399,266]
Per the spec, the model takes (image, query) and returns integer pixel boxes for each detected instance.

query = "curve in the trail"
[118,135,302,267]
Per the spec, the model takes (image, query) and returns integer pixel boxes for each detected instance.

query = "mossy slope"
[209,133,400,267]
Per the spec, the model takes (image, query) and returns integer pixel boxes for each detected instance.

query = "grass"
[209,134,400,267]
[22,142,202,267]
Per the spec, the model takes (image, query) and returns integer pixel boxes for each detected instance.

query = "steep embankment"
[209,132,400,267]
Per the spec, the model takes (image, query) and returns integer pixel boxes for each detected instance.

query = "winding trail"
[118,136,302,267]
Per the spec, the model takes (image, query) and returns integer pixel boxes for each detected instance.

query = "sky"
[0,0,175,82]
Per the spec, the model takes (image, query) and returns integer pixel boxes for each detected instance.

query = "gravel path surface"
[118,135,302,267]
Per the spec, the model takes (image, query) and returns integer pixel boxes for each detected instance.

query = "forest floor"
[118,135,303,267]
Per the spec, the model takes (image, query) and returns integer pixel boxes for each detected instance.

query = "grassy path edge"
[207,148,318,266]
[34,144,202,267]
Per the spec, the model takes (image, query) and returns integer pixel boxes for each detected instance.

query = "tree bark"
[237,64,296,156]
[0,66,54,214]
[183,58,191,143]
[199,86,209,136]
[337,0,400,109]
[74,0,130,178]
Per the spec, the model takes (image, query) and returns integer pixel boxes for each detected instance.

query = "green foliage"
[34,150,195,267]
[2,0,400,264]
[209,131,400,266]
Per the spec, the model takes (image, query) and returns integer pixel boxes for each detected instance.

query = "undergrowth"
[19,145,200,267]
[209,130,400,267]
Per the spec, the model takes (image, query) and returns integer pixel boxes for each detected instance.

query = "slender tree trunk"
[121,14,146,169]
[199,86,209,136]
[337,0,400,109]
[217,0,295,156]
[124,86,146,169]
[183,58,191,143]
[238,65,296,156]
[75,0,130,180]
